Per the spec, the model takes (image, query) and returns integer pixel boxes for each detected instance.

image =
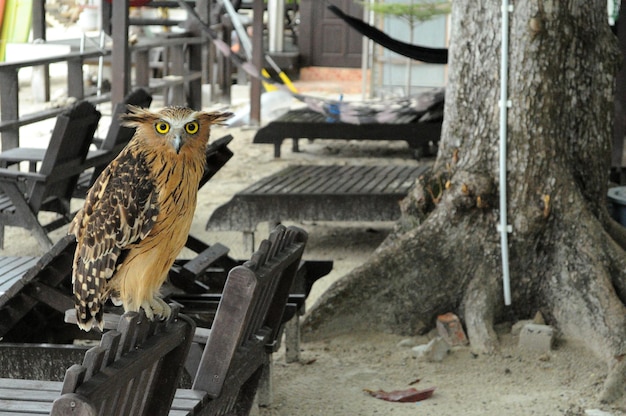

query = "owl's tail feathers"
[76,312,104,332]
[74,285,105,332]
[75,301,105,332]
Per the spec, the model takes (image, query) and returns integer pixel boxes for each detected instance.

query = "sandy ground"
[4,81,626,416]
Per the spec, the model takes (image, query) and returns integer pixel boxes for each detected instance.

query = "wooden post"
[250,0,264,125]
[111,0,130,107]
[31,0,50,103]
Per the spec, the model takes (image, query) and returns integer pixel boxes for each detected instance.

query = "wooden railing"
[0,32,215,151]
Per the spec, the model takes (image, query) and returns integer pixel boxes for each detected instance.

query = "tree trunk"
[302,0,626,403]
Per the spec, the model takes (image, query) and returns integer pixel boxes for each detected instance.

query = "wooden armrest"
[181,243,230,279]
[0,147,46,164]
[0,168,47,183]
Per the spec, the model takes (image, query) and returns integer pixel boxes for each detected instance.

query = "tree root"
[544,223,626,403]
[461,266,501,354]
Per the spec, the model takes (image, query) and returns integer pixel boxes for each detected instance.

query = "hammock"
[178,1,444,124]
[327,4,448,64]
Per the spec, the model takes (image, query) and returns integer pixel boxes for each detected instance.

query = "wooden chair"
[0,305,195,416]
[207,163,431,253]
[0,100,101,250]
[171,224,309,415]
[0,88,153,199]
[74,88,153,197]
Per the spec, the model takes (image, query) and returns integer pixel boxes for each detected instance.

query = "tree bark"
[303,0,626,403]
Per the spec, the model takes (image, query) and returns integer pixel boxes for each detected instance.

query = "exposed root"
[461,266,501,354]
[601,360,626,403]
[545,232,626,402]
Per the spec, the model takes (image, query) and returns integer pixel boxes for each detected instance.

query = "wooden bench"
[0,305,195,416]
[207,163,431,252]
[253,107,442,158]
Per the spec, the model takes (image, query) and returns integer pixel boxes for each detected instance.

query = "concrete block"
[412,337,450,362]
[518,323,554,352]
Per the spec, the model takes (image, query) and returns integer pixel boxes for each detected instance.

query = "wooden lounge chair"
[253,106,442,158]
[172,224,310,415]
[0,100,101,250]
[207,163,431,253]
[0,306,195,416]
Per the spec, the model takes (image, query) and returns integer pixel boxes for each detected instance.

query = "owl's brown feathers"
[70,106,232,331]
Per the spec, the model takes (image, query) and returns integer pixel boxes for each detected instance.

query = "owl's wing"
[70,148,159,330]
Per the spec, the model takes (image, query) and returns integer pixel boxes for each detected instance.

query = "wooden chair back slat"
[51,305,195,416]
[191,265,258,396]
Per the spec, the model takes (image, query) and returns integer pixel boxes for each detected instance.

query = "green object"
[0,0,32,61]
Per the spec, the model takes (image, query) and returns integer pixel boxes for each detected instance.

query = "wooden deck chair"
[0,101,101,250]
[74,88,153,197]
[171,225,309,415]
[0,88,153,199]
[0,223,311,415]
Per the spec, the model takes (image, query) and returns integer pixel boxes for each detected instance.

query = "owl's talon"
[140,297,171,321]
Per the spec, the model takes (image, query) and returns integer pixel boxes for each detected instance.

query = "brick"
[518,323,554,352]
[436,312,469,346]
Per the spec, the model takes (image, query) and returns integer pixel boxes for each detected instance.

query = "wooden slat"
[0,257,38,297]
[0,399,53,414]
[0,379,62,391]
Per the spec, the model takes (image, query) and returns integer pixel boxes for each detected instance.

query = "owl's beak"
[171,135,182,154]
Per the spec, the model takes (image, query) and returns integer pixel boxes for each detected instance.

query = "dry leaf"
[363,386,435,403]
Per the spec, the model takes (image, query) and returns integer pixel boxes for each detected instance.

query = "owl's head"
[121,106,233,154]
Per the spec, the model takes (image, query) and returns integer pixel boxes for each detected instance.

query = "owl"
[69,105,232,331]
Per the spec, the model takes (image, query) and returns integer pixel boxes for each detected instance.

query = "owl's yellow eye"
[185,121,199,134]
[155,121,170,134]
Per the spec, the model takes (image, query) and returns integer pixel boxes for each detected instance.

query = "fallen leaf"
[363,386,435,403]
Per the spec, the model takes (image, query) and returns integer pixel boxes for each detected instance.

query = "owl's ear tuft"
[120,105,158,128]
[200,111,234,126]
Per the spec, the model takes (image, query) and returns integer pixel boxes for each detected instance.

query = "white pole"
[268,0,284,53]
[499,0,512,305]
[361,0,373,100]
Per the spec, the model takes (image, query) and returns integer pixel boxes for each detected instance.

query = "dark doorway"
[299,0,364,68]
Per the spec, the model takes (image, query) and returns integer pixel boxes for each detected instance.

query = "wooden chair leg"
[30,222,53,250]
[243,231,255,255]
[256,356,273,407]
[284,315,301,363]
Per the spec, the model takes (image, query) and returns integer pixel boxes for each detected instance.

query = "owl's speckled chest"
[150,151,204,235]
